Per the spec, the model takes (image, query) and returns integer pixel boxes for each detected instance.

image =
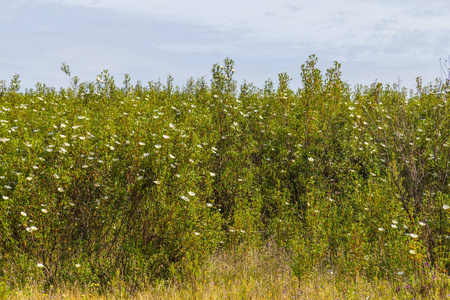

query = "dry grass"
[5,242,450,300]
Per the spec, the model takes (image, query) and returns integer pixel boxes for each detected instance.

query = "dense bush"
[1,56,450,293]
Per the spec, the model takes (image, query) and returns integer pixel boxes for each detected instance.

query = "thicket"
[1,56,450,295]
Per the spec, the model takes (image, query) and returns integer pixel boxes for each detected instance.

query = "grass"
[6,242,450,299]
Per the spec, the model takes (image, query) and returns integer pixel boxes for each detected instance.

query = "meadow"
[1,56,450,299]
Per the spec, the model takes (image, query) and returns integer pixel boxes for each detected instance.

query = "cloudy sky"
[1,0,449,91]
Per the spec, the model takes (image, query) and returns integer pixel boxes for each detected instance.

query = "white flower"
[308,157,314,162]
[154,180,160,185]
[26,177,33,181]
[409,250,416,255]
[206,203,213,207]
[59,148,67,154]
[409,233,419,239]
[109,146,115,150]
[210,172,216,177]
[397,271,404,275]
[392,220,398,224]
[194,232,200,236]
[169,154,175,159]
[443,205,450,210]
[138,142,145,146]
[54,174,60,179]
[30,226,38,231]
[378,227,385,232]
[75,264,80,268]
[58,187,64,192]
[418,221,426,226]
[155,144,161,149]
[180,195,189,202]
[21,211,27,217]
[391,224,397,228]
[37,263,44,268]
[41,209,48,213]
[2,196,8,200]
[163,135,169,139]
[188,191,195,196]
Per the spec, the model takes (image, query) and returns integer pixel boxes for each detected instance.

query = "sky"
[1,0,449,92]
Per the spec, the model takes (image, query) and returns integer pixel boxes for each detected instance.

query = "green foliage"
[1,56,450,296]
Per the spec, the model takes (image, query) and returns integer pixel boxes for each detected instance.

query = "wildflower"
[181,195,189,202]
[154,180,160,185]
[155,144,161,149]
[308,157,314,162]
[206,203,213,207]
[75,264,80,268]
[109,146,115,150]
[163,135,169,139]
[143,153,150,157]
[2,196,8,200]
[21,211,27,217]
[25,142,32,147]
[26,177,33,181]
[138,142,145,146]
[418,221,426,226]
[378,227,385,232]
[0,138,10,143]
[443,205,450,210]
[194,232,200,236]
[397,271,404,275]
[30,226,37,231]
[409,250,416,255]
[58,187,64,192]
[37,263,44,268]
[210,172,216,177]
[391,224,397,228]
[409,233,419,239]
[188,191,195,196]
[41,209,48,213]
[392,220,398,224]
[169,154,175,159]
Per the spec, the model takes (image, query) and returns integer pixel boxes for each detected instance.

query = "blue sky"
[1,0,449,91]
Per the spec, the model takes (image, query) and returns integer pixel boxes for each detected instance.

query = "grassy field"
[4,243,450,300]
[1,56,450,299]
[6,243,450,299]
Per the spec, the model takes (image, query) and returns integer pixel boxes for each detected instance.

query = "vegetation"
[1,56,450,298]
